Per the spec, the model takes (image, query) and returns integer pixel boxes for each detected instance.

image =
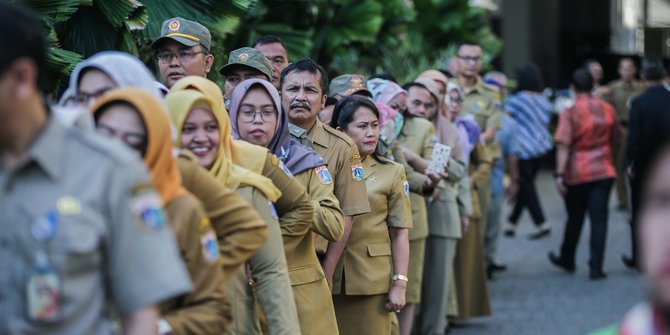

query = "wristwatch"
[392,274,409,282]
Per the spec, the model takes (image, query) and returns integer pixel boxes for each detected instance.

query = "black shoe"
[622,255,640,271]
[504,230,515,238]
[489,262,507,272]
[529,228,551,240]
[548,252,575,273]
[590,270,608,280]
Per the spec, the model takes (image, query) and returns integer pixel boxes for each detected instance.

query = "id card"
[426,144,452,175]
[27,269,60,321]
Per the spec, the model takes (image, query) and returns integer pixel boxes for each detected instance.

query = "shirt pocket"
[288,264,325,286]
[47,208,104,276]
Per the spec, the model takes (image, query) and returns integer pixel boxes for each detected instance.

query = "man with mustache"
[281,59,371,286]
[152,17,215,88]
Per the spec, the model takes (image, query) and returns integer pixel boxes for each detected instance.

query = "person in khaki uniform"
[166,89,301,335]
[410,74,468,334]
[396,81,438,335]
[453,141,493,321]
[456,42,502,248]
[176,152,268,278]
[229,78,344,244]
[603,58,644,210]
[65,51,268,279]
[229,78,346,333]
[92,88,230,334]
[0,7,192,331]
[281,60,371,287]
[329,95,412,335]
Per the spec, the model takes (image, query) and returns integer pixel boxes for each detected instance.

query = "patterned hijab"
[229,79,325,175]
[91,88,187,205]
[367,78,407,105]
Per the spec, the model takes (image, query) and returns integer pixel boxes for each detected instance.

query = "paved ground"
[452,171,644,335]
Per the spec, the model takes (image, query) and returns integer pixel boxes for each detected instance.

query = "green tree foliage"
[18,0,500,93]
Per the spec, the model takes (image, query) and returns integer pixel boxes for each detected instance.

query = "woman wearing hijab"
[444,82,493,321]
[406,73,468,334]
[165,89,301,335]
[90,88,230,334]
[66,51,267,279]
[168,77,315,246]
[329,95,412,335]
[227,78,342,334]
[229,78,345,252]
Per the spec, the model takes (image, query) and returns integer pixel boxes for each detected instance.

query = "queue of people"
[3,1,665,334]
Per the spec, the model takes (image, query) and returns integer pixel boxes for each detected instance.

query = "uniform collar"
[462,77,486,96]
[306,119,329,148]
[362,155,377,179]
[28,117,64,181]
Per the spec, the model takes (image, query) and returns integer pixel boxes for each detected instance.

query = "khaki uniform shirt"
[604,79,644,123]
[160,195,230,334]
[333,156,412,295]
[178,153,267,279]
[0,119,191,334]
[294,167,345,254]
[258,152,337,335]
[397,116,435,241]
[227,187,300,335]
[460,79,502,160]
[290,120,371,216]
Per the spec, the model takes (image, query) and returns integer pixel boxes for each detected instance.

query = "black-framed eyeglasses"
[157,51,206,64]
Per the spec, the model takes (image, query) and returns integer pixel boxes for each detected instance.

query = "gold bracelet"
[392,274,409,282]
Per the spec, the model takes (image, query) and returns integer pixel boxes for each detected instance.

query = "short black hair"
[457,41,481,54]
[641,57,666,81]
[252,35,287,51]
[330,95,379,129]
[572,68,593,93]
[280,58,329,95]
[515,63,544,93]
[0,1,47,92]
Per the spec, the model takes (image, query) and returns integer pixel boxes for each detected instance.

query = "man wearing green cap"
[318,74,372,124]
[219,47,273,99]
[152,17,215,88]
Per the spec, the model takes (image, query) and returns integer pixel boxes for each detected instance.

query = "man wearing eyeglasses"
[152,17,215,88]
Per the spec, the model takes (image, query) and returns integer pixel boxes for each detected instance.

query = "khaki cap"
[218,47,273,81]
[152,17,212,51]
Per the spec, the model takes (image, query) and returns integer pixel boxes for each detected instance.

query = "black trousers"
[509,158,546,226]
[559,178,614,271]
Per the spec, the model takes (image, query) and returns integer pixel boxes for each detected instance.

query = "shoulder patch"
[315,166,333,184]
[403,180,410,198]
[351,163,365,182]
[130,190,166,231]
[200,230,220,263]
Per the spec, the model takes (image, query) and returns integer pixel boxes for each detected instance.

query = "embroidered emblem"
[315,166,333,184]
